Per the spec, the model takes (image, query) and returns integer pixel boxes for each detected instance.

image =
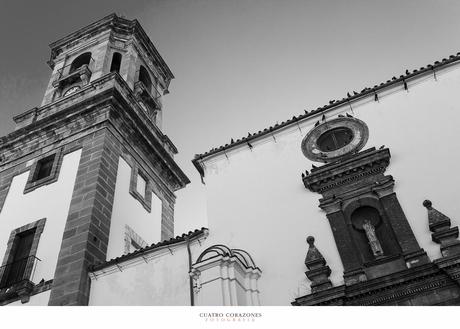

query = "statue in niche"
[362,219,384,257]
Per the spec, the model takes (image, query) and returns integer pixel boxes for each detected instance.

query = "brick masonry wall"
[0,122,178,305]
[48,129,119,306]
[161,195,175,240]
[0,79,187,305]
[48,123,178,305]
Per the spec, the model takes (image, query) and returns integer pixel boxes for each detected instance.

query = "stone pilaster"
[48,130,119,306]
[379,193,429,266]
[321,203,365,285]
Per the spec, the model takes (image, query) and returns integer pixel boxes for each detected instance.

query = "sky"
[1,0,460,235]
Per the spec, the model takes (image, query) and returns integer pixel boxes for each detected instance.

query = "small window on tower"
[129,165,153,212]
[33,154,56,182]
[136,173,147,198]
[24,149,63,194]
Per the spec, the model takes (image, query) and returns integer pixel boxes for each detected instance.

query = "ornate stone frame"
[129,164,152,212]
[304,146,429,284]
[123,224,147,254]
[301,117,369,163]
[0,218,46,288]
[24,148,63,194]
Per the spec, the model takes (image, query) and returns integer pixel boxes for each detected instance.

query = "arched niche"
[344,197,401,264]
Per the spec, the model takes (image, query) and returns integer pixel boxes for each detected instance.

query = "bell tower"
[0,14,189,306]
[40,14,172,129]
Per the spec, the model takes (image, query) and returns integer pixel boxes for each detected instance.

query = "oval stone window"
[301,117,369,163]
[317,127,354,152]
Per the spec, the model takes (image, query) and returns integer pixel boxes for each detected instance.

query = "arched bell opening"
[138,65,152,92]
[110,52,122,73]
[69,52,92,73]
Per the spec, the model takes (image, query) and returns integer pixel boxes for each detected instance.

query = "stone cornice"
[293,262,454,306]
[303,148,391,193]
[0,73,189,190]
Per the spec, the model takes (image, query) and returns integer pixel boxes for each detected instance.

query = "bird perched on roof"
[346,113,353,118]
[329,100,335,105]
[347,92,351,98]
[379,145,385,149]
[314,121,320,127]
[338,114,345,118]
[405,69,410,75]
[353,91,358,95]
[321,114,326,122]
[231,138,234,144]
[304,110,308,114]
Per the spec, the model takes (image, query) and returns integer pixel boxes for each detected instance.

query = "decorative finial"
[423,199,460,257]
[423,199,450,229]
[304,235,332,293]
[423,199,432,209]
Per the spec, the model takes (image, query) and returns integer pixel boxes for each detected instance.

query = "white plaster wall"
[6,290,51,306]
[201,63,460,305]
[89,243,198,305]
[107,158,162,260]
[0,150,82,288]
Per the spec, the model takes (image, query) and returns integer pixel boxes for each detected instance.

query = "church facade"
[192,49,460,305]
[0,14,460,306]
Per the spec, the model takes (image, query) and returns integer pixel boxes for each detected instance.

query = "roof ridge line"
[192,51,460,169]
[89,227,208,272]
